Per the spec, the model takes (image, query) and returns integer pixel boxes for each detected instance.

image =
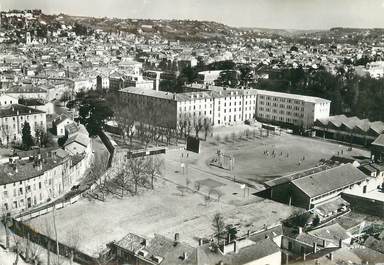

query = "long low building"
[118,85,330,130]
[313,115,384,146]
[261,163,380,210]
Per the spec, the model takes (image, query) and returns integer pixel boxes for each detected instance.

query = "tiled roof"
[291,164,367,198]
[64,133,90,148]
[308,223,350,243]
[114,232,146,253]
[0,151,69,185]
[52,114,72,126]
[0,104,45,118]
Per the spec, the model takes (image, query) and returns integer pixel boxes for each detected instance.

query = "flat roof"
[256,89,331,104]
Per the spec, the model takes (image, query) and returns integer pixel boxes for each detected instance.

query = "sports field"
[27,130,369,257]
[165,131,370,184]
[28,178,295,256]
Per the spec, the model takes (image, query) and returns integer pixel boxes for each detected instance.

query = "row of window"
[259,95,303,105]
[259,113,299,124]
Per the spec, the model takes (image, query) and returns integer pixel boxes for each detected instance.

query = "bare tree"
[203,117,212,140]
[89,152,110,201]
[145,155,164,190]
[177,116,187,140]
[125,155,148,195]
[193,116,204,138]
[114,171,130,197]
[111,96,136,146]
[0,124,11,147]
[212,213,226,245]
[185,115,193,137]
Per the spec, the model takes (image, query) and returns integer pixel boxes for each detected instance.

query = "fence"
[15,195,82,222]
[6,217,96,265]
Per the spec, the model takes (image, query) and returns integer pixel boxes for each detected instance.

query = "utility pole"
[52,205,59,265]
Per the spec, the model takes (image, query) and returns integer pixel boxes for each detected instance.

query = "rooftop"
[0,151,69,186]
[0,104,45,118]
[256,89,331,104]
[291,163,367,198]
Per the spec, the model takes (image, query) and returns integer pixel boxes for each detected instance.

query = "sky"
[2,0,384,30]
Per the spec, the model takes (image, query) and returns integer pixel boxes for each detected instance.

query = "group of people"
[262,146,306,166]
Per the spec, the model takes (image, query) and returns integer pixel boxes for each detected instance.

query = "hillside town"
[0,6,384,265]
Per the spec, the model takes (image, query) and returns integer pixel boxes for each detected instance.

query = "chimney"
[182,252,188,260]
[233,241,238,254]
[322,239,326,247]
[298,227,303,234]
[174,233,180,246]
[313,242,317,254]
[338,239,343,248]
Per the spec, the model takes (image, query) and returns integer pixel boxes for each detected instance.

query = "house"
[52,115,73,137]
[0,94,18,106]
[111,233,197,265]
[64,124,91,156]
[0,104,47,145]
[110,228,283,265]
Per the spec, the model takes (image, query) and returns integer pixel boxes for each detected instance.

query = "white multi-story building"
[119,87,258,129]
[119,86,330,130]
[256,90,331,129]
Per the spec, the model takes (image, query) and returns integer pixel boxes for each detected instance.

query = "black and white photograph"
[1,0,384,264]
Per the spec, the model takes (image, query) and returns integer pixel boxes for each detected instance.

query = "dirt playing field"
[165,131,370,185]
[28,179,295,256]
[26,130,369,257]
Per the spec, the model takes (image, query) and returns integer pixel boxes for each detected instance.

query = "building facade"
[256,90,331,130]
[0,149,88,215]
[0,104,47,146]
[119,86,329,131]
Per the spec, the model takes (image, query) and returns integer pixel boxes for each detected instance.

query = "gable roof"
[291,164,367,198]
[52,114,73,126]
[64,133,90,148]
[372,134,384,147]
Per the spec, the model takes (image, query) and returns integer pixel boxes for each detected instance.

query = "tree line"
[256,68,384,121]
[109,94,213,149]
